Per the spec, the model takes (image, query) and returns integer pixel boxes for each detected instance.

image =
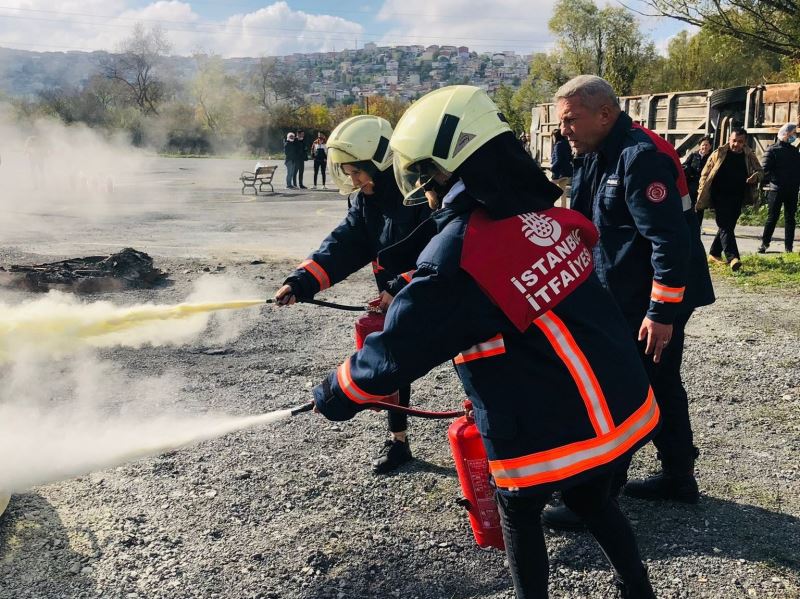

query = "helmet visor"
[328,146,363,195]
[393,152,438,206]
[329,161,359,195]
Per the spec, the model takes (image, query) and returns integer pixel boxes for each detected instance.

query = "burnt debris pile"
[0,248,167,293]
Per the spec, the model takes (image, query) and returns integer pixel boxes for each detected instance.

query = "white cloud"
[0,1,364,57]
[374,0,557,54]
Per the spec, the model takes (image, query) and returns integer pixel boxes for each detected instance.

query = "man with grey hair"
[542,75,715,530]
[759,123,800,253]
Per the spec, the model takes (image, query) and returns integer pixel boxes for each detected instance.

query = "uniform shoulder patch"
[646,182,668,203]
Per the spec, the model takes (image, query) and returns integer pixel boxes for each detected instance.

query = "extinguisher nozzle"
[290,401,315,416]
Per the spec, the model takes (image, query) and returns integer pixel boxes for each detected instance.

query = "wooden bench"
[240,165,277,195]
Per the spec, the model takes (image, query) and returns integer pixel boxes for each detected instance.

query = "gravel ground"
[1,251,798,599]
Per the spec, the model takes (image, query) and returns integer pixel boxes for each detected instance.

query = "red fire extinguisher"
[448,400,505,550]
[353,304,399,407]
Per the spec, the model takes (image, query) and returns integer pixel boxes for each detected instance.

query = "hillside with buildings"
[0,44,531,103]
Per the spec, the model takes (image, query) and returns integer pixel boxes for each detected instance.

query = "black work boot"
[541,503,585,531]
[623,471,699,503]
[614,566,656,599]
[372,437,412,474]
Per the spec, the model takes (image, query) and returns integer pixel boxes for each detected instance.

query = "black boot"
[625,450,700,503]
[623,471,699,503]
[614,566,656,599]
[372,437,412,474]
[541,503,585,531]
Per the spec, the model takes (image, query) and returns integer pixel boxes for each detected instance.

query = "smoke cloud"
[0,107,151,236]
[0,276,263,360]
[0,276,280,495]
[0,354,291,493]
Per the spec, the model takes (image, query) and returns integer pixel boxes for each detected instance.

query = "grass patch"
[709,252,800,289]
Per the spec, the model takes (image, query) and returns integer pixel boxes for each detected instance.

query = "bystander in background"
[312,132,328,190]
[682,136,712,224]
[696,127,763,271]
[758,123,799,254]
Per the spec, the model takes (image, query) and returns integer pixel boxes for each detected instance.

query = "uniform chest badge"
[646,182,668,203]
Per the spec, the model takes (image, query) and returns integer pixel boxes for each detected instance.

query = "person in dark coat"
[543,75,715,531]
[759,123,800,253]
[275,115,432,473]
[550,128,573,180]
[292,130,308,189]
[283,132,298,189]
[682,135,712,223]
[313,85,658,599]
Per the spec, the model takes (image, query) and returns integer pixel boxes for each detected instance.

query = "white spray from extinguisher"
[0,403,295,494]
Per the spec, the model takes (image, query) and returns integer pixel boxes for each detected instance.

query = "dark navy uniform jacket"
[314,191,659,495]
[284,170,432,299]
[571,112,714,326]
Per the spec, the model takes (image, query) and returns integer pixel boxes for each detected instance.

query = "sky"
[0,0,690,57]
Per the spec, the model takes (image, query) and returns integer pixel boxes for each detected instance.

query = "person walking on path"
[283,132,298,189]
[682,136,712,223]
[543,75,715,531]
[274,115,432,474]
[696,127,763,271]
[758,123,800,254]
[312,132,328,189]
[313,85,658,598]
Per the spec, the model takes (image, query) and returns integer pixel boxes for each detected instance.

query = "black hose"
[288,400,463,420]
[266,297,366,312]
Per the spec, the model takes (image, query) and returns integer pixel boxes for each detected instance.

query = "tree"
[548,0,656,94]
[494,84,524,133]
[192,54,243,135]
[363,95,409,126]
[252,57,306,112]
[642,0,800,60]
[100,23,171,115]
[632,27,786,93]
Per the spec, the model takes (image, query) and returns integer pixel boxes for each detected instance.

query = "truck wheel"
[710,86,748,108]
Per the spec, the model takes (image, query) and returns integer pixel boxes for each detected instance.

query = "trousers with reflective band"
[460,207,599,333]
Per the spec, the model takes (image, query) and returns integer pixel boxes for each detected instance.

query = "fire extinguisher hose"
[266,297,366,312]
[289,400,463,420]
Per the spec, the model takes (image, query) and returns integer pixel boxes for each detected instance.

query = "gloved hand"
[313,373,360,421]
[273,280,301,306]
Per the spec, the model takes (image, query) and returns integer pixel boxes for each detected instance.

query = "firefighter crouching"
[274,115,432,473]
[312,86,658,598]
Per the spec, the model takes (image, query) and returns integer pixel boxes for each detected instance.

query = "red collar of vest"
[461,207,599,332]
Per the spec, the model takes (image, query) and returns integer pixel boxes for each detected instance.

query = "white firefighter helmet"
[327,115,394,195]
[390,85,511,204]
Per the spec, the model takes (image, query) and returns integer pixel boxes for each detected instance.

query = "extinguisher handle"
[455,497,472,510]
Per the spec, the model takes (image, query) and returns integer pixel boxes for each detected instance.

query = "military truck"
[531,83,800,170]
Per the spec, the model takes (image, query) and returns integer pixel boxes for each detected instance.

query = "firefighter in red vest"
[274,115,432,473]
[312,86,657,598]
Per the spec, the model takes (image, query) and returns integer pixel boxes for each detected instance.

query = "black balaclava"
[454,131,563,219]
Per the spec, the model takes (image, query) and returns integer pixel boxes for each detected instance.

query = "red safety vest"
[460,207,600,332]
